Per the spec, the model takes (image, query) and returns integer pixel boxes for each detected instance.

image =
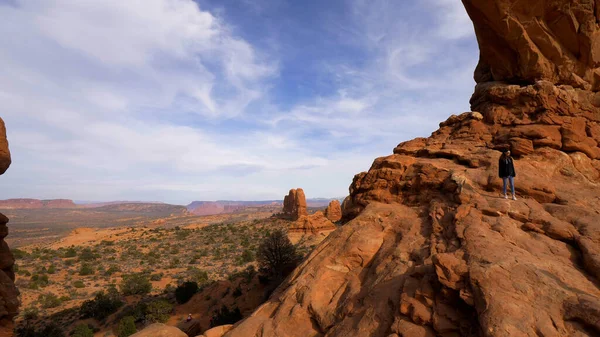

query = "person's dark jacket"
[498,156,516,177]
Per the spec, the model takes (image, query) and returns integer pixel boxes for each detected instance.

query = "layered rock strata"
[288,212,336,236]
[0,118,18,331]
[223,1,600,336]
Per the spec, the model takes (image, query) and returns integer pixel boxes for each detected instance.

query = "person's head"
[502,149,511,158]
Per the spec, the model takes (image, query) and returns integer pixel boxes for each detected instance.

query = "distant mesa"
[0,198,76,209]
[186,200,280,216]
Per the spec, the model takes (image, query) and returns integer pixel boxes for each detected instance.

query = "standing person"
[499,150,517,200]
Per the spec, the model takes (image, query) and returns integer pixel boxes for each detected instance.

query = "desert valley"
[2,0,600,337]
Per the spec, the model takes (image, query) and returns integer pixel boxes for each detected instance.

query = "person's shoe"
[503,194,508,199]
[512,195,517,201]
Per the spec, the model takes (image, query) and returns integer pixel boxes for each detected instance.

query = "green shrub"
[175,281,198,304]
[12,248,28,259]
[79,263,95,276]
[189,268,208,284]
[38,293,62,308]
[73,280,85,288]
[47,265,56,274]
[64,247,77,258]
[79,286,123,320]
[16,322,65,337]
[143,299,172,323]
[21,306,39,321]
[104,265,120,276]
[120,274,152,296]
[117,316,136,337]
[71,324,94,337]
[240,249,254,264]
[29,274,49,288]
[79,248,98,261]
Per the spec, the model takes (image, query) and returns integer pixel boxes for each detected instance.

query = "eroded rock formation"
[463,0,600,90]
[223,1,600,337]
[0,118,18,332]
[323,200,342,222]
[288,212,336,236]
[282,188,307,220]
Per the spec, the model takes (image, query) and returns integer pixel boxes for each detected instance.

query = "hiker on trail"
[499,149,517,200]
[186,314,192,322]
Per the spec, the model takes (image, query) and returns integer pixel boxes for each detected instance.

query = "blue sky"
[0,0,478,204]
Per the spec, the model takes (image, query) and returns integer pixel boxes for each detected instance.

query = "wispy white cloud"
[0,0,478,203]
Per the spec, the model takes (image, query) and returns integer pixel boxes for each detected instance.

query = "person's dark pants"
[502,176,515,195]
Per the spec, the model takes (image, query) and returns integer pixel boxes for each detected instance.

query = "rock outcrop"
[0,118,18,333]
[288,212,336,236]
[463,0,600,91]
[0,120,9,175]
[199,324,234,337]
[282,188,307,220]
[130,323,187,337]
[323,200,342,222]
[176,318,201,337]
[223,2,600,337]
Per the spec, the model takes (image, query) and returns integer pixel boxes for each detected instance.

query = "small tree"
[79,263,95,276]
[175,281,198,304]
[71,324,94,337]
[120,274,152,296]
[209,305,242,328]
[63,247,77,258]
[117,316,137,337]
[38,293,62,308]
[257,229,300,281]
[143,299,172,323]
[80,286,123,320]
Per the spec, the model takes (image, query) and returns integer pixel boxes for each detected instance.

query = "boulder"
[130,323,187,337]
[176,318,201,337]
[198,324,233,337]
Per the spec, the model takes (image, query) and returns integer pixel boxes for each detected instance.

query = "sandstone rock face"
[0,119,9,175]
[288,212,336,235]
[0,118,17,333]
[131,323,187,337]
[282,188,307,220]
[223,3,600,337]
[323,200,342,222]
[463,0,600,91]
[176,318,201,337]
[200,324,233,337]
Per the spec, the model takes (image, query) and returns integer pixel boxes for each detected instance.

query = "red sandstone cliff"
[0,118,19,333]
[222,1,600,336]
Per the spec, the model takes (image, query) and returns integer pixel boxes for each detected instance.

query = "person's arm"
[511,159,516,177]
